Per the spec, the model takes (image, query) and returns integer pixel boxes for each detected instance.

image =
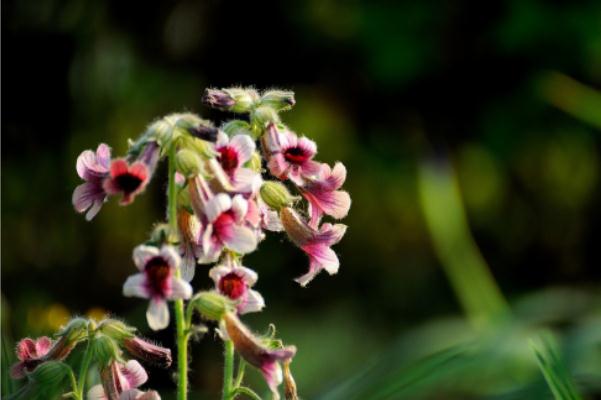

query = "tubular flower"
[122,337,172,368]
[103,159,149,205]
[123,245,192,330]
[177,209,202,282]
[223,313,296,400]
[73,143,111,220]
[262,124,322,186]
[189,176,257,263]
[299,162,351,227]
[87,360,159,400]
[214,131,261,193]
[209,262,265,315]
[10,337,53,379]
[280,207,347,286]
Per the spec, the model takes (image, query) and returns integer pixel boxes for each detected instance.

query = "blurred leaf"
[530,333,583,400]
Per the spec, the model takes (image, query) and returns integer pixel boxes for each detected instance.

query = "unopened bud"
[92,335,122,367]
[189,124,219,142]
[247,152,262,172]
[260,182,297,210]
[56,318,89,343]
[191,291,234,321]
[175,149,203,177]
[123,337,172,368]
[251,106,281,130]
[261,90,296,112]
[204,88,258,113]
[149,223,175,246]
[29,361,70,386]
[222,120,253,137]
[99,319,136,342]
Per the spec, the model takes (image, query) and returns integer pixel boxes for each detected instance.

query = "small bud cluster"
[10,318,170,399]
[68,87,350,398]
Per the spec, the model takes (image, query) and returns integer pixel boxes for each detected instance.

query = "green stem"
[168,146,190,400]
[222,340,235,400]
[67,366,78,399]
[76,338,94,400]
[232,386,262,400]
[233,358,246,389]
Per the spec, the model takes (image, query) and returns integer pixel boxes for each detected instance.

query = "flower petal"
[222,225,257,254]
[133,245,159,271]
[179,246,196,282]
[120,360,148,389]
[205,193,232,223]
[239,290,265,314]
[87,384,108,400]
[168,278,192,300]
[234,266,258,286]
[159,246,181,270]
[231,195,248,223]
[208,265,231,285]
[229,134,255,164]
[16,338,36,361]
[123,274,149,299]
[96,143,112,169]
[146,300,170,331]
[73,182,105,215]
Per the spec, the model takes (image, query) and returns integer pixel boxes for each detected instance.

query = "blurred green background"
[2,0,601,398]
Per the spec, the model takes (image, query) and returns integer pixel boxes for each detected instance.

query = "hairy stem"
[168,146,189,400]
[222,340,235,400]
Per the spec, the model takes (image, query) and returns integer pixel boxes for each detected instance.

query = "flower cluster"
[67,88,348,398]
[9,318,170,400]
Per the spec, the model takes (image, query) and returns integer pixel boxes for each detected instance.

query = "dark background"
[3,0,601,398]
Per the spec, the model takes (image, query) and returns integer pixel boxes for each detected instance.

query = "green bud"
[246,152,262,172]
[149,223,175,246]
[190,291,234,321]
[260,181,298,210]
[226,88,259,113]
[251,106,280,127]
[92,335,122,367]
[98,319,136,342]
[222,120,253,137]
[29,361,70,386]
[56,318,89,342]
[260,90,296,112]
[175,149,203,177]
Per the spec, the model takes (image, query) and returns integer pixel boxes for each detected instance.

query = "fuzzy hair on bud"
[175,149,204,177]
[260,181,297,210]
[191,291,235,321]
[260,90,296,112]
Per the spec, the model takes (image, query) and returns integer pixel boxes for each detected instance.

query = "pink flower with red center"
[210,131,262,194]
[10,337,53,379]
[123,245,192,330]
[300,162,351,227]
[263,124,322,186]
[73,143,111,220]
[223,313,296,400]
[103,159,149,205]
[188,176,258,263]
[280,207,347,287]
[209,262,265,315]
[88,359,160,400]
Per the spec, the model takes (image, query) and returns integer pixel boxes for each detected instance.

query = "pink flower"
[263,124,322,185]
[300,162,351,227]
[209,262,265,315]
[73,143,111,220]
[177,209,202,282]
[123,245,192,330]
[214,131,260,193]
[188,176,258,263]
[223,313,296,400]
[10,337,53,379]
[88,360,160,400]
[103,159,149,205]
[280,207,347,286]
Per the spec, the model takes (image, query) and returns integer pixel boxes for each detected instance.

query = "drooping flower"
[299,162,351,227]
[213,131,262,194]
[10,337,53,379]
[88,359,159,400]
[73,143,111,220]
[123,245,192,330]
[223,313,296,400]
[262,124,322,186]
[209,261,264,315]
[103,159,149,205]
[122,337,172,369]
[280,207,347,286]
[188,176,257,263]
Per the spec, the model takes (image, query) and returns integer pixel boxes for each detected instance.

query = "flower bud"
[260,182,297,210]
[149,223,176,246]
[175,149,203,177]
[56,317,89,342]
[189,124,219,142]
[222,120,253,137]
[251,106,281,130]
[190,291,234,321]
[29,361,70,386]
[247,152,262,172]
[123,337,172,368]
[203,88,259,113]
[99,319,136,342]
[92,335,122,367]
[260,90,296,112]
